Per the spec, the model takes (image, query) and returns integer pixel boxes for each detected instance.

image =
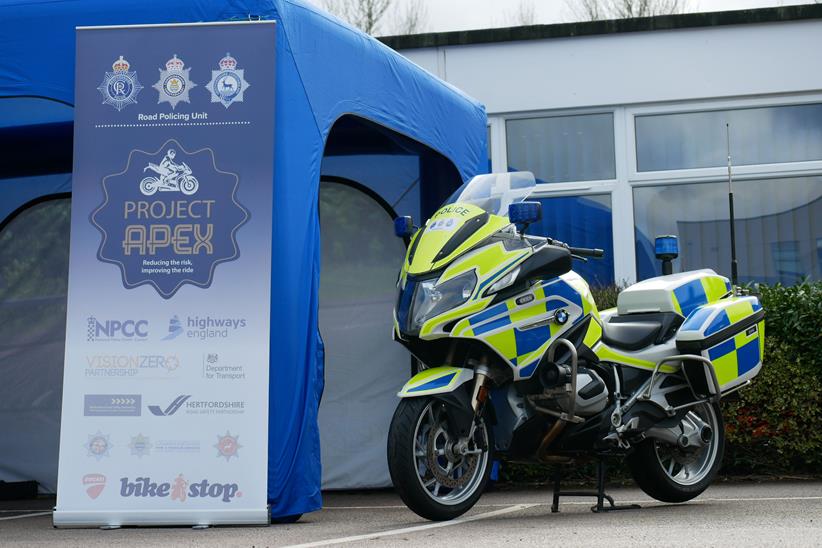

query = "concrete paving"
[1,481,820,547]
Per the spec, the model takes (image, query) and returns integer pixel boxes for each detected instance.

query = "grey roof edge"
[378,4,822,50]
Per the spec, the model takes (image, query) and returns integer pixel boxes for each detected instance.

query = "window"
[507,113,615,183]
[771,241,802,284]
[636,103,822,172]
[633,177,822,284]
[526,194,614,287]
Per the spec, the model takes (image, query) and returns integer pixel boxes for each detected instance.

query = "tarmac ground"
[1,480,820,547]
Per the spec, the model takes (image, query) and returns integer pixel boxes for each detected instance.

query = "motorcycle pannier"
[675,296,765,394]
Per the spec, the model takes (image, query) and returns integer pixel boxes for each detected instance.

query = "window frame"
[626,93,822,184]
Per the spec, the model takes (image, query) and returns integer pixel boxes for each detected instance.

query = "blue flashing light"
[509,201,542,225]
[655,235,679,260]
[394,216,414,238]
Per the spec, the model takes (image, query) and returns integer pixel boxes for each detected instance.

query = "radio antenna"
[726,123,739,287]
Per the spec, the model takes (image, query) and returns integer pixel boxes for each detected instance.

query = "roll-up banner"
[54,21,275,527]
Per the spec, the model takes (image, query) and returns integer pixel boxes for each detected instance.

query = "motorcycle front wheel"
[387,397,493,521]
[627,401,724,503]
[180,176,199,195]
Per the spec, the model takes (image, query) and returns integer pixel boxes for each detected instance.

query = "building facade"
[383,5,822,286]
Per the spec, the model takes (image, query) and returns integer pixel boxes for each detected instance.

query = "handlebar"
[569,246,604,258]
[545,238,604,259]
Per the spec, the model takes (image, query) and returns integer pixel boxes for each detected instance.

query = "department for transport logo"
[98,55,143,111]
[202,353,246,381]
[148,394,245,416]
[207,53,250,108]
[85,431,112,461]
[83,473,106,500]
[214,431,241,462]
[84,394,142,417]
[86,316,149,342]
[153,54,196,109]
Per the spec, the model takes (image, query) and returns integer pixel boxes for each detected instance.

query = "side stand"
[551,458,641,513]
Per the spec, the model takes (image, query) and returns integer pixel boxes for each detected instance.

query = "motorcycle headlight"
[410,270,477,331]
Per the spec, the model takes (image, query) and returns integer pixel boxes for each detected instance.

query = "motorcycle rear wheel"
[627,401,724,503]
[387,397,493,521]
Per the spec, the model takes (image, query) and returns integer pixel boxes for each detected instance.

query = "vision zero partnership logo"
[85,354,180,378]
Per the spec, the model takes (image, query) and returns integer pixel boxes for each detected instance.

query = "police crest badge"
[98,56,143,111]
[207,53,250,108]
[153,54,196,109]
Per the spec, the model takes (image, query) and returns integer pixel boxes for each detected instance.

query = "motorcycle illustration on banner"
[140,149,199,196]
[387,172,765,521]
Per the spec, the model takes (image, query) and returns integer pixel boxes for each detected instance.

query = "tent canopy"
[0,0,487,517]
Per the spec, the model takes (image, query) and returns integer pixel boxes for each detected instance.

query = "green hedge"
[723,281,822,474]
[500,280,822,483]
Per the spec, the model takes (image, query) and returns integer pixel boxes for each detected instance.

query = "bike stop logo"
[91,139,249,299]
[120,475,241,503]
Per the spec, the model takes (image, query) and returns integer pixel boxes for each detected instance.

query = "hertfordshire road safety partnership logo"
[91,138,249,299]
[153,54,196,109]
[207,53,250,108]
[98,56,143,111]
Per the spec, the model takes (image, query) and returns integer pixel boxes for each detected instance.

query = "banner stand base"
[53,508,270,528]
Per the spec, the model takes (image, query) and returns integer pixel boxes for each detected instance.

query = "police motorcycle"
[387,172,764,521]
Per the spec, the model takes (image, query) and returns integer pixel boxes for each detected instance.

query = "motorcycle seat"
[601,312,683,351]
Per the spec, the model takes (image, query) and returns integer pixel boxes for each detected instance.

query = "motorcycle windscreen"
[317,182,409,489]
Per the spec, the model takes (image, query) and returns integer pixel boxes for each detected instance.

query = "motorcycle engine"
[519,362,608,417]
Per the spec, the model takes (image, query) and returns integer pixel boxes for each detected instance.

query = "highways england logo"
[163,314,247,341]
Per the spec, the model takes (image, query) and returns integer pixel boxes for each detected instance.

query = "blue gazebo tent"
[0,0,487,518]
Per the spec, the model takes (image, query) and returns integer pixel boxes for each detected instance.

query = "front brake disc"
[426,425,478,489]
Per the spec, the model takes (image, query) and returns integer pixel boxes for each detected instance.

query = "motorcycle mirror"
[509,201,542,226]
[394,216,414,238]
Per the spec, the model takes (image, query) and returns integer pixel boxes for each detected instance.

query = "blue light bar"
[509,201,541,225]
[654,235,679,259]
[394,216,414,238]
